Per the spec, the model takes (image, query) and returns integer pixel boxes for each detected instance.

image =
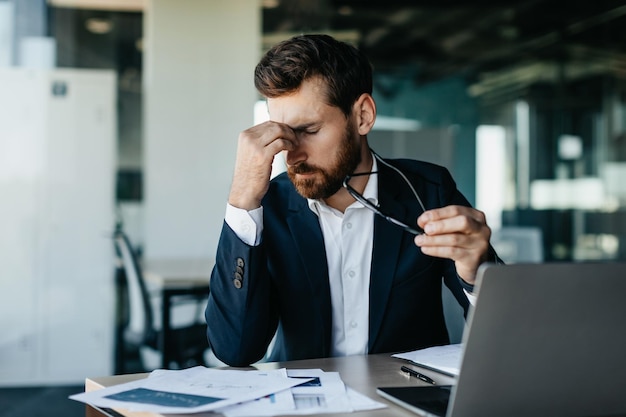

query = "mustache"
[288,163,322,175]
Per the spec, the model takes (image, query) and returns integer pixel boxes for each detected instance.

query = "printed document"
[217,368,385,416]
[71,366,385,416]
[69,366,310,414]
[392,344,463,377]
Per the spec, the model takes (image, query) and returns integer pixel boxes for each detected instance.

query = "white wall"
[0,68,116,385]
[143,0,260,259]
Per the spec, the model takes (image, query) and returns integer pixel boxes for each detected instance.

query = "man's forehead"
[267,90,335,126]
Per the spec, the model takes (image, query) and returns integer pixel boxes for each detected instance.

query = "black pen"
[401,365,436,385]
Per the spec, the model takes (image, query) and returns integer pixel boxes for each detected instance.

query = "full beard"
[287,122,362,200]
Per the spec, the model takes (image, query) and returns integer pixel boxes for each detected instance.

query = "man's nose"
[285,141,305,167]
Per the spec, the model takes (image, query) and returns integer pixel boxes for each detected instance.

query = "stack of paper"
[392,343,463,377]
[217,368,385,417]
[70,366,385,416]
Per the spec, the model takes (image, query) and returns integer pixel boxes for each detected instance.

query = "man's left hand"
[414,205,491,284]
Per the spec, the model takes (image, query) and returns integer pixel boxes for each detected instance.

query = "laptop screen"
[379,262,626,417]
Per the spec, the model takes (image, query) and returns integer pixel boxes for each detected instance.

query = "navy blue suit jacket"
[206,158,495,366]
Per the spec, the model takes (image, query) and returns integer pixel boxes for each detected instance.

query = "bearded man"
[205,34,499,367]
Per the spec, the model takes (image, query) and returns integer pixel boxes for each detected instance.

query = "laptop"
[377,262,626,417]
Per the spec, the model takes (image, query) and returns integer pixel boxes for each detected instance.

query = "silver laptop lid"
[449,262,626,417]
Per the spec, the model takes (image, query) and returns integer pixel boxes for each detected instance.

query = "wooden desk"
[85,353,455,417]
[142,258,213,369]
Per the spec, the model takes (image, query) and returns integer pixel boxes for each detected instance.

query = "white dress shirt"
[305,159,378,356]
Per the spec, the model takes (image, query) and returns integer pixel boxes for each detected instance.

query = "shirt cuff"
[457,274,476,305]
[224,203,263,246]
[463,288,477,306]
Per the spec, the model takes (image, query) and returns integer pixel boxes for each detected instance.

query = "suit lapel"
[369,163,407,351]
[286,191,332,355]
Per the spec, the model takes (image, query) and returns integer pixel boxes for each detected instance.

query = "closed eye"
[292,123,321,136]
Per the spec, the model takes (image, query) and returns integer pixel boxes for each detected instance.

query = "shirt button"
[345,222,352,229]
[350,320,358,328]
[348,270,355,278]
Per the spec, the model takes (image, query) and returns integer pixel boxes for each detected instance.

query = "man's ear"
[353,93,376,135]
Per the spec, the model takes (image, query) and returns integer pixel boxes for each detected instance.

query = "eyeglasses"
[343,170,425,235]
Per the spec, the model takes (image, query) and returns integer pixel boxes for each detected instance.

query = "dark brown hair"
[254,34,373,117]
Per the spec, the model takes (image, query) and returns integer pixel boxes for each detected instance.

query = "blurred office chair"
[113,226,209,372]
[491,226,544,263]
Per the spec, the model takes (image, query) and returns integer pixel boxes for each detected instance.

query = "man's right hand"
[228,121,297,210]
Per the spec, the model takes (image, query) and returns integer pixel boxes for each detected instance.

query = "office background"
[0,0,625,409]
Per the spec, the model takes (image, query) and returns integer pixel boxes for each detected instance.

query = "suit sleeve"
[205,221,278,366]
